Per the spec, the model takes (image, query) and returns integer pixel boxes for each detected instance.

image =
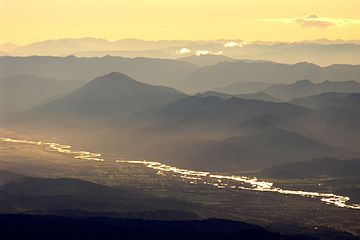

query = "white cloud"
[260,13,360,29]
[224,41,247,48]
[176,48,191,55]
[195,50,223,56]
[195,50,210,56]
[224,41,240,48]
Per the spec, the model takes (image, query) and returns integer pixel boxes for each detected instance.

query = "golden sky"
[1,0,360,44]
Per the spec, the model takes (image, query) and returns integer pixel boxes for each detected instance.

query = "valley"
[1,132,359,238]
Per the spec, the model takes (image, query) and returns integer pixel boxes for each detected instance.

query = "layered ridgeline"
[2,37,360,66]
[6,72,360,171]
[197,91,279,102]
[265,80,360,100]
[289,92,360,152]
[212,82,275,95]
[176,62,360,92]
[122,96,357,171]
[214,80,360,100]
[177,54,236,67]
[290,92,360,113]
[1,56,360,93]
[0,75,85,113]
[0,56,197,87]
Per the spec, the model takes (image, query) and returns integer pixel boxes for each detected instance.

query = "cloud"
[294,14,336,28]
[224,41,240,48]
[224,41,248,48]
[195,50,223,56]
[176,48,191,55]
[260,13,360,28]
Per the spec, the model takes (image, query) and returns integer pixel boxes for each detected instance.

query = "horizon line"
[2,37,360,47]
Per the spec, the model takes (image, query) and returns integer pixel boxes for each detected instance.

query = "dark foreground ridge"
[0,214,317,240]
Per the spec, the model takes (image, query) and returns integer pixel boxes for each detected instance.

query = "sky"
[1,0,360,45]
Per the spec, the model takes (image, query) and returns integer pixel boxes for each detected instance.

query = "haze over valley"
[1,0,360,239]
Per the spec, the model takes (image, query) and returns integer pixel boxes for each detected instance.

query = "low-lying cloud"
[260,13,360,28]
[224,41,247,48]
[176,48,191,55]
[224,42,240,48]
[195,50,223,56]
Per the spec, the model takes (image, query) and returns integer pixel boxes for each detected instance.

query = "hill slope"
[24,72,187,122]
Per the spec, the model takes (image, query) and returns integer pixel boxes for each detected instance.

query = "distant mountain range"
[266,80,360,100]
[1,56,360,93]
[289,92,352,109]
[213,82,275,95]
[197,91,279,102]
[0,56,197,87]
[177,62,360,92]
[177,54,236,66]
[2,37,360,66]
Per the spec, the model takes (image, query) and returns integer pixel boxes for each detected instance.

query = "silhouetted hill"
[0,214,320,240]
[24,72,186,122]
[0,75,84,113]
[260,158,360,179]
[266,80,360,100]
[0,173,204,219]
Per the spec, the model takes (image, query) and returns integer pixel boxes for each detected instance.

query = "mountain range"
[177,62,360,92]
[266,80,360,100]
[7,72,360,172]
[2,38,360,66]
[197,91,279,102]
[2,56,360,93]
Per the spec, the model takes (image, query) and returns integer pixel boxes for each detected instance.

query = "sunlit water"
[1,137,359,210]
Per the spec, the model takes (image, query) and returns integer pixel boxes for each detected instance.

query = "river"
[1,136,359,210]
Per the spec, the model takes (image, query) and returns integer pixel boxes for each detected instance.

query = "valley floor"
[0,130,359,239]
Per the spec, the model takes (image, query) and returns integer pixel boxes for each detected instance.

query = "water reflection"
[0,137,103,161]
[116,160,360,210]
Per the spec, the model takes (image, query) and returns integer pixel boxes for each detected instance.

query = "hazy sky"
[1,0,360,44]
